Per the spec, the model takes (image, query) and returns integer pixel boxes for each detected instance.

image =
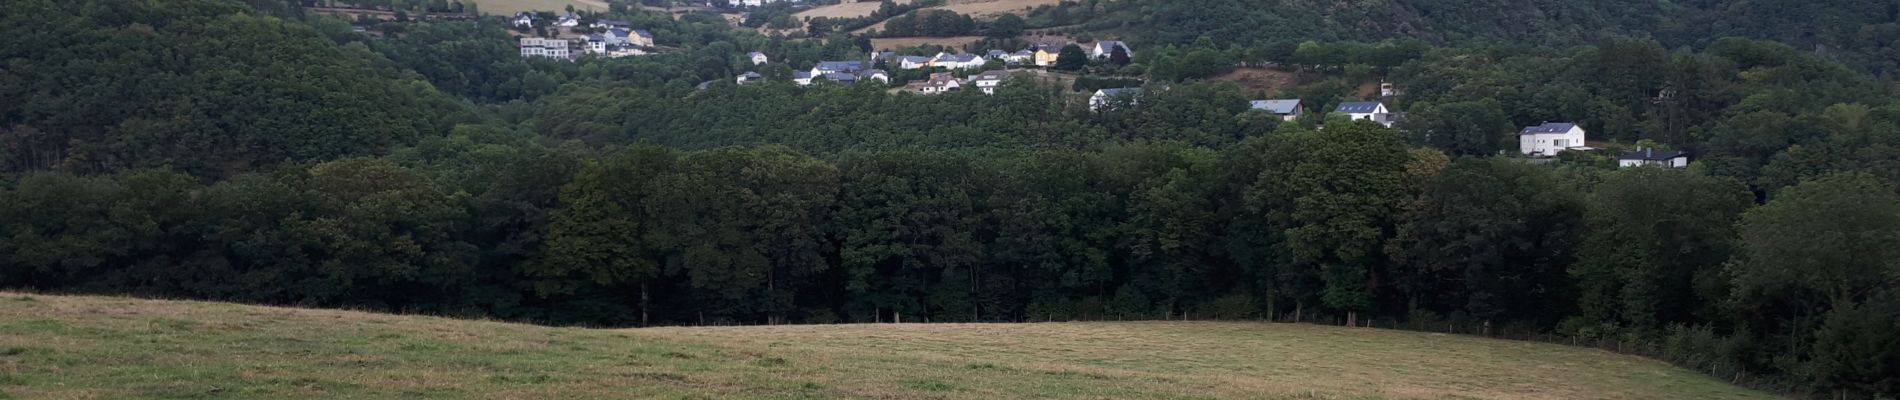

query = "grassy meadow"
[0,293,1772,399]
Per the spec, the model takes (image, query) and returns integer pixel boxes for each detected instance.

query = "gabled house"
[930,53,985,70]
[792,71,813,86]
[556,12,580,27]
[1334,101,1402,128]
[604,28,630,45]
[584,35,608,54]
[591,20,631,30]
[811,61,866,77]
[628,30,655,47]
[857,69,890,84]
[1091,88,1143,111]
[512,12,535,28]
[1618,148,1690,168]
[985,49,1009,61]
[898,56,932,70]
[916,72,962,94]
[1006,49,1035,65]
[1249,99,1303,121]
[1090,41,1131,59]
[735,71,763,84]
[1518,122,1587,157]
[1032,45,1063,67]
[748,51,769,65]
[968,70,1012,95]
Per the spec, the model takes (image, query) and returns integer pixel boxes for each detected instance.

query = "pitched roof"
[633,30,654,38]
[1520,122,1579,135]
[935,53,981,63]
[1335,101,1384,113]
[899,56,931,64]
[748,51,765,57]
[1095,41,1128,52]
[1096,88,1143,97]
[971,70,1011,81]
[792,71,811,79]
[813,61,865,72]
[985,49,1008,58]
[1619,149,1690,161]
[1249,99,1302,114]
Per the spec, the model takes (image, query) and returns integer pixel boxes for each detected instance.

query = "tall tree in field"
[1056,44,1089,71]
[1572,168,1752,331]
[1276,119,1409,326]
[832,152,986,323]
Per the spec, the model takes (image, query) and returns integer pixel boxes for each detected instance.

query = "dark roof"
[1097,88,1143,97]
[1619,149,1690,161]
[971,70,1011,81]
[1520,122,1579,135]
[1335,101,1384,113]
[936,53,980,63]
[813,61,865,72]
[1249,99,1301,114]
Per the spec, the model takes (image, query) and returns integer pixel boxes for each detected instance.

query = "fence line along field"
[0,293,1772,400]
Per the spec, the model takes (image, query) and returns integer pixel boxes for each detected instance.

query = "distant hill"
[0,293,1773,399]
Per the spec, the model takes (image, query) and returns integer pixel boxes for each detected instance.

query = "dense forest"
[2,0,1899,398]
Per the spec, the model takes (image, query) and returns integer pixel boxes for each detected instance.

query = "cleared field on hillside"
[466,0,607,15]
[0,293,1772,399]
[796,0,914,19]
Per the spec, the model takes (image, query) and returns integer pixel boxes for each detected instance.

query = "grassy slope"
[0,293,1771,400]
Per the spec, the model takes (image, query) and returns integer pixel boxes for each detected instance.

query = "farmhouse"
[930,53,986,70]
[1519,122,1587,157]
[1091,88,1143,111]
[1249,99,1304,121]
[1618,149,1690,168]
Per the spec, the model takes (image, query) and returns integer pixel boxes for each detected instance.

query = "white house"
[916,72,962,94]
[1618,149,1690,168]
[584,35,608,54]
[512,12,535,28]
[898,56,932,70]
[1005,49,1035,65]
[857,69,889,84]
[968,70,1012,95]
[518,37,572,60]
[556,12,580,27]
[1518,122,1587,157]
[1249,99,1303,121]
[736,71,763,84]
[748,51,769,65]
[1090,88,1143,111]
[931,53,986,70]
[1089,41,1131,60]
[792,71,813,86]
[591,20,631,31]
[604,45,647,58]
[1333,101,1402,128]
[810,60,865,77]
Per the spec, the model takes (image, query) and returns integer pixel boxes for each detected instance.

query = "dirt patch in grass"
[1210,67,1305,96]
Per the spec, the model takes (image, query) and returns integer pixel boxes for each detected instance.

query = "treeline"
[4,121,1898,396]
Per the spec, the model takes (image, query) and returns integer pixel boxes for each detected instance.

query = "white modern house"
[1090,88,1143,111]
[518,37,571,59]
[898,56,932,70]
[1333,101,1402,128]
[748,51,769,65]
[1619,149,1690,168]
[931,53,986,70]
[1249,99,1304,121]
[968,70,1011,95]
[555,12,580,27]
[810,61,866,78]
[512,12,535,28]
[1519,122,1587,157]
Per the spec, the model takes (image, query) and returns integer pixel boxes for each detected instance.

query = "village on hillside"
[494,0,1692,167]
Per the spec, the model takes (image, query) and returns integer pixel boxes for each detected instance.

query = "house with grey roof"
[1249,99,1304,121]
[1618,148,1689,168]
[748,51,768,65]
[1519,122,1586,157]
[931,53,986,70]
[1333,101,1402,128]
[1091,88,1143,111]
[969,70,1013,94]
[810,61,866,77]
[914,72,962,94]
[736,71,763,84]
[898,56,932,70]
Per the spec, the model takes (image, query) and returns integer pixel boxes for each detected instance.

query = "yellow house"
[1033,45,1062,67]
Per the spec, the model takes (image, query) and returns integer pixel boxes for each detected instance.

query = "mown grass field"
[466,0,608,16]
[0,293,1773,399]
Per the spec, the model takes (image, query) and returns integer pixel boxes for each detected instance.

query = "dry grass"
[871,36,986,50]
[0,293,1774,400]
[1210,67,1307,96]
[934,0,1058,18]
[796,0,915,19]
[466,0,608,16]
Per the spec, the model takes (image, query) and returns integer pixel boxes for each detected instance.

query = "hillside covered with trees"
[2,0,1899,398]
